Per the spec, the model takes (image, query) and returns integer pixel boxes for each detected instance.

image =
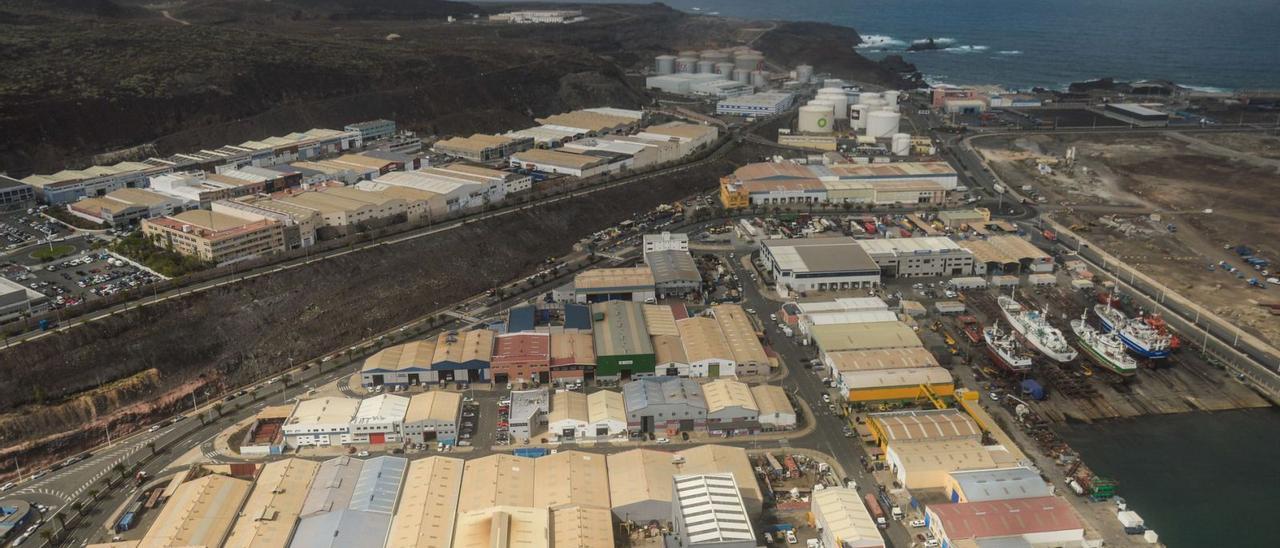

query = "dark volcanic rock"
[753,21,913,88]
[907,38,944,52]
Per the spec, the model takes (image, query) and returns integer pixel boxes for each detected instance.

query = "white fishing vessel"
[998,295,1078,363]
[1072,311,1138,376]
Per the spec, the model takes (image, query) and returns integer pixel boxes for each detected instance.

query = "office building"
[141,209,286,265]
[760,237,881,297]
[858,237,975,278]
[0,175,35,211]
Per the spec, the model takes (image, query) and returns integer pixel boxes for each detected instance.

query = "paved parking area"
[1,243,162,312]
[0,208,70,251]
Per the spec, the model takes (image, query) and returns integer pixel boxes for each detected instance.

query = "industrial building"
[867,409,982,447]
[550,331,597,382]
[779,297,891,326]
[796,309,900,340]
[574,267,656,303]
[760,237,881,297]
[937,208,991,229]
[65,188,186,226]
[385,457,464,548]
[607,445,762,524]
[646,73,752,97]
[839,367,955,404]
[402,391,462,445]
[536,110,642,135]
[429,329,495,383]
[824,347,939,374]
[944,467,1051,503]
[810,487,885,548]
[0,277,47,320]
[858,237,975,278]
[547,390,627,440]
[703,379,760,434]
[711,304,770,376]
[669,474,756,548]
[958,235,1054,274]
[22,159,172,205]
[360,340,437,387]
[141,209,286,265]
[592,301,656,379]
[290,456,407,548]
[225,458,322,548]
[0,175,35,210]
[490,332,551,385]
[509,148,614,178]
[886,440,1012,491]
[647,249,702,299]
[643,231,689,257]
[677,316,737,378]
[344,119,396,143]
[432,133,533,163]
[509,387,550,441]
[282,397,361,447]
[623,377,707,433]
[633,122,719,157]
[719,161,957,209]
[750,384,796,430]
[140,473,253,548]
[925,497,1085,547]
[1103,103,1170,127]
[810,321,922,353]
[716,92,797,117]
[348,394,410,445]
[489,9,586,24]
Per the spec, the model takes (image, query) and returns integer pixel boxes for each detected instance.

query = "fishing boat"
[983,324,1034,373]
[1093,304,1172,359]
[998,295,1078,362]
[1072,311,1138,377]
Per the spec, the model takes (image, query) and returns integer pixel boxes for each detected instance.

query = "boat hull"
[1076,334,1138,377]
[1096,313,1171,359]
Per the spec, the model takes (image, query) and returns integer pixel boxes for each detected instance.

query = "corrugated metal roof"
[672,474,754,543]
[871,409,981,443]
[386,457,463,548]
[948,467,1051,503]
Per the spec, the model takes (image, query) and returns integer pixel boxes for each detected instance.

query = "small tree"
[147,441,157,455]
[70,501,83,516]
[212,402,224,417]
[40,530,53,544]
[53,513,66,529]
[87,489,99,500]
[112,462,126,478]
[281,373,292,388]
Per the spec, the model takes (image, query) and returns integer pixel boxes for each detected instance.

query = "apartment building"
[141,209,286,264]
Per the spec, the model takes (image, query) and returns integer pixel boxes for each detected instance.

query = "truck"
[135,471,148,486]
[865,493,887,529]
[115,501,142,533]
[513,448,549,458]
[1042,229,1057,241]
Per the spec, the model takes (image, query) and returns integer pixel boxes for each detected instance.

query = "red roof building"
[489,332,550,384]
[925,496,1085,546]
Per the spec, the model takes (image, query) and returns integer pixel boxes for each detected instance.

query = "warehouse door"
[709,363,720,377]
[641,416,654,433]
[679,419,695,431]
[369,433,386,444]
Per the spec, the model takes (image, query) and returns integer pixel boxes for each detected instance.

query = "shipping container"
[864,493,887,528]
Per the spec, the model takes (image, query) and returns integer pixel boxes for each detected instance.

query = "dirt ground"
[976,132,1280,343]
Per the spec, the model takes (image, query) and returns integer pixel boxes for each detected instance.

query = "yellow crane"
[916,383,948,410]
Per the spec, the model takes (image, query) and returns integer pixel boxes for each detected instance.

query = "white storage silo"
[799,104,834,133]
[866,111,901,138]
[795,64,814,84]
[715,62,735,75]
[850,104,871,130]
[696,60,715,74]
[736,53,765,71]
[750,70,768,89]
[892,133,911,156]
[675,57,697,73]
[655,55,676,75]
[732,68,751,83]
[858,94,886,107]
[882,90,901,105]
[817,88,849,120]
[701,50,730,63]
[823,79,846,89]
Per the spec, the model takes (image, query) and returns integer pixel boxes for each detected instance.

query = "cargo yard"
[973,132,1280,344]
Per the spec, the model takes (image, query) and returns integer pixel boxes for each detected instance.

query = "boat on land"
[1094,304,1172,359]
[983,323,1034,373]
[998,295,1078,362]
[1072,311,1138,377]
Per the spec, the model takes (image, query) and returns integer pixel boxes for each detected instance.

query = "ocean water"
[544,0,1280,91]
[1056,409,1280,547]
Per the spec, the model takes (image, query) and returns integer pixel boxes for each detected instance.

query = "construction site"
[972,131,1280,346]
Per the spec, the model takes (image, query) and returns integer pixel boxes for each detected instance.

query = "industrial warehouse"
[719,161,958,209]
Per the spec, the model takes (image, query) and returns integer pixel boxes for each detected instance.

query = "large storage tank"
[696,60,716,74]
[892,133,911,156]
[735,53,765,71]
[799,105,834,133]
[675,57,698,73]
[732,68,751,83]
[823,78,846,89]
[808,99,836,122]
[715,62,735,75]
[858,94,886,107]
[795,64,814,84]
[817,88,849,120]
[678,50,699,59]
[850,104,871,130]
[655,55,676,75]
[750,70,768,89]
[866,111,902,138]
[701,50,731,63]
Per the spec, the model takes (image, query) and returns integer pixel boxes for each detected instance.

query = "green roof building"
[591,301,655,379]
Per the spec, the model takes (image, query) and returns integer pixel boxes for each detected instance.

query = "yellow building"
[841,367,955,404]
[719,176,750,209]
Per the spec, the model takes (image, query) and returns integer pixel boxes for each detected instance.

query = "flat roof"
[929,496,1083,540]
[703,380,758,414]
[804,310,900,326]
[672,474,754,544]
[959,236,1050,265]
[763,237,880,274]
[385,457,464,548]
[1108,103,1166,116]
[796,297,889,314]
[718,92,795,106]
[810,321,922,352]
[362,340,436,373]
[141,474,253,548]
[812,487,882,548]
[642,304,680,336]
[404,391,461,424]
[678,317,734,364]
[841,367,954,390]
[512,148,610,169]
[749,384,793,418]
[592,301,654,357]
[948,467,1051,502]
[170,209,263,231]
[288,397,360,427]
[225,459,321,548]
[826,348,940,372]
[870,409,982,443]
[575,267,655,291]
[858,236,963,255]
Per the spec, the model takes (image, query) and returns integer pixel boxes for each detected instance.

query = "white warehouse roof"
[673,474,755,544]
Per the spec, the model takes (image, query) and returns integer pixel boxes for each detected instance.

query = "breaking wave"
[857,34,906,48]
[996,50,1023,55]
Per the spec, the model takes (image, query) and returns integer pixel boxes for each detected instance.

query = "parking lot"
[1,246,162,313]
[0,207,70,251]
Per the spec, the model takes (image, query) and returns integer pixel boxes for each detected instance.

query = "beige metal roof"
[749,385,793,418]
[550,332,595,366]
[842,367,955,390]
[643,122,717,140]
[959,235,1050,265]
[362,340,437,373]
[549,391,590,426]
[551,506,615,548]
[810,321,922,352]
[888,439,999,477]
[453,506,549,548]
[535,111,634,133]
[652,335,688,365]
[871,409,982,443]
[587,390,625,426]
[434,134,518,154]
[459,455,537,512]
[826,161,956,177]
[712,304,768,365]
[703,379,758,414]
[676,445,763,506]
[512,148,608,169]
[287,397,360,427]
[677,317,734,364]
[574,267,654,290]
[225,459,321,548]
[170,209,260,231]
[433,329,495,365]
[826,348,939,372]
[405,391,461,424]
[811,487,881,547]
[108,187,175,206]
[138,474,252,548]
[386,457,465,548]
[607,446,763,512]
[642,304,680,336]
[533,451,611,510]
